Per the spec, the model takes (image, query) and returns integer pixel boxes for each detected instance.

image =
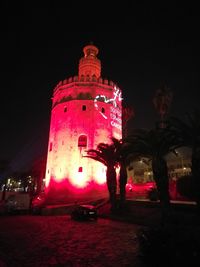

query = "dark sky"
[0,2,199,174]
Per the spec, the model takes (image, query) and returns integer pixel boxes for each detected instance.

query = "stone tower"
[45,44,122,203]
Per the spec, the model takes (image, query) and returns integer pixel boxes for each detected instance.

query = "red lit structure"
[45,44,122,203]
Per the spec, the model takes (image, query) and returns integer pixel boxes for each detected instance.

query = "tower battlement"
[54,76,118,93]
[52,76,120,109]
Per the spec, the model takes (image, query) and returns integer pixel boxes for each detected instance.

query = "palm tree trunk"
[152,157,170,225]
[106,166,117,211]
[119,163,127,207]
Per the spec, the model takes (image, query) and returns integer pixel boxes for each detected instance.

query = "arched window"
[101,107,105,113]
[49,142,53,151]
[78,167,83,172]
[78,135,87,148]
[82,105,86,111]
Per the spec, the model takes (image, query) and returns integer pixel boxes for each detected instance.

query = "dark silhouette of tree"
[118,102,135,206]
[109,138,128,207]
[125,127,178,224]
[30,156,47,194]
[118,160,127,206]
[169,109,200,214]
[122,102,134,138]
[84,138,119,211]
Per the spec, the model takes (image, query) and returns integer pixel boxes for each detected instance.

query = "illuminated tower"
[45,44,122,202]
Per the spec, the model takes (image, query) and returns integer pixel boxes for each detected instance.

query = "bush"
[176,175,195,200]
[137,226,200,267]
[148,188,159,201]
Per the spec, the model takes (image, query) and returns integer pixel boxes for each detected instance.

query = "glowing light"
[73,171,88,188]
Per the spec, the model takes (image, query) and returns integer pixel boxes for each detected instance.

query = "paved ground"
[0,198,199,267]
[0,215,145,267]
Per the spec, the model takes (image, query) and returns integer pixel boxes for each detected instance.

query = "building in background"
[45,44,122,203]
[127,147,191,184]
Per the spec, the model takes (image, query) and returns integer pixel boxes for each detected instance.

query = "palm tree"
[118,161,127,206]
[111,138,128,207]
[30,155,47,194]
[85,136,136,209]
[125,127,178,224]
[169,109,200,213]
[119,102,135,206]
[84,138,119,210]
[122,102,134,138]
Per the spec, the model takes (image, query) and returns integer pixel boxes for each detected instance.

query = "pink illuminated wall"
[45,44,122,201]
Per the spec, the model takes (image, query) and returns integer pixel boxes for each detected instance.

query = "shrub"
[137,226,200,267]
[176,175,195,200]
[148,188,159,201]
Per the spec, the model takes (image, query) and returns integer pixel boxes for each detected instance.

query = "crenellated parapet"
[54,76,116,91]
[53,76,118,95]
[52,76,120,108]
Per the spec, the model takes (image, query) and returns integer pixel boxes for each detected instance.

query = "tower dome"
[78,44,101,78]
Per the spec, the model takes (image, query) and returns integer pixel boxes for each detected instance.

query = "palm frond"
[83,155,107,166]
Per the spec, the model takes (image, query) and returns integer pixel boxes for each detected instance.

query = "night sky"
[0,2,199,175]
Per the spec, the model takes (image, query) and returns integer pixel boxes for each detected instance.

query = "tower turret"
[78,44,101,78]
